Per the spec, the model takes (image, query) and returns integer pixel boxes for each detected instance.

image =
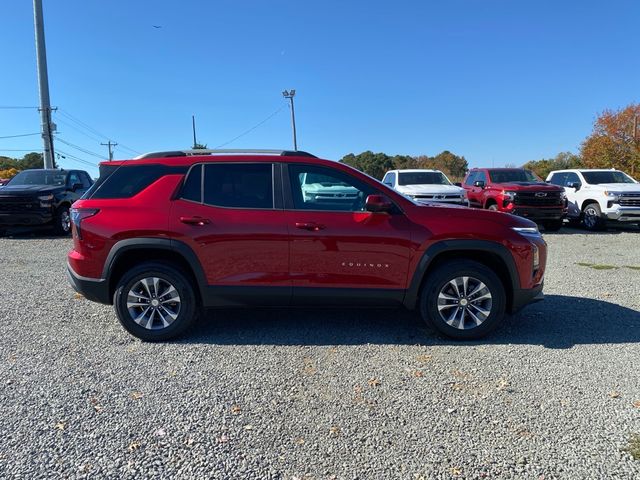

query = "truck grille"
[619,193,640,207]
[514,191,563,207]
[0,196,39,212]
[412,194,463,202]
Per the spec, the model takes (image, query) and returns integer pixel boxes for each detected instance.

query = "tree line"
[0,152,51,179]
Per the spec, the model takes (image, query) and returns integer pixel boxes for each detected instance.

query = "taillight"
[70,208,99,240]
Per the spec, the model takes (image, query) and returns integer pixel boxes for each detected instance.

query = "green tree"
[522,152,582,179]
[340,151,395,180]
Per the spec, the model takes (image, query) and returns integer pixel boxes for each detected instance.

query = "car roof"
[102,154,340,168]
[390,169,442,173]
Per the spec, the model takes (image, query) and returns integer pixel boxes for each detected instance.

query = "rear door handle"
[180,216,211,226]
[295,222,325,232]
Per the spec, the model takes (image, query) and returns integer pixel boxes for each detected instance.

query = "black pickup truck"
[0,169,93,235]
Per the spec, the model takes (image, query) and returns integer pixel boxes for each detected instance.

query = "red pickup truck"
[462,168,567,231]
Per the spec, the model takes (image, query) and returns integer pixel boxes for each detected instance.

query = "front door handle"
[180,216,211,226]
[295,222,325,232]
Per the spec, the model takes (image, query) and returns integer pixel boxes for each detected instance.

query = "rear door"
[283,163,414,305]
[169,162,290,305]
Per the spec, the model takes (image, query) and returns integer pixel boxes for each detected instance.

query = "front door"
[283,163,414,305]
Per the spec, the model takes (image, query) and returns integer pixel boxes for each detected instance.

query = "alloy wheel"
[584,207,598,228]
[126,277,181,330]
[436,276,493,330]
[61,210,71,233]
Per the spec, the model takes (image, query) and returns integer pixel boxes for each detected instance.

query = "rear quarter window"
[88,164,188,199]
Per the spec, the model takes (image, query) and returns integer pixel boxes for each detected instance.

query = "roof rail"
[134,149,317,159]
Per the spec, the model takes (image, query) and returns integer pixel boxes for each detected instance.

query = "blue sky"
[1,0,638,177]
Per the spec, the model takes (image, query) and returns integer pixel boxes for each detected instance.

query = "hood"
[303,183,359,193]
[0,184,63,197]
[586,183,640,193]
[396,184,465,195]
[494,181,562,192]
[411,201,537,228]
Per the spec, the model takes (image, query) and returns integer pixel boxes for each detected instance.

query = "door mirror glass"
[365,194,393,213]
[473,180,485,188]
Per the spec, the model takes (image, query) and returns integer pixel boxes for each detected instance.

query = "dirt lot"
[1,227,639,479]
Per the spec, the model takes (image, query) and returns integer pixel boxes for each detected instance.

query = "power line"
[215,105,287,148]
[54,115,104,143]
[0,132,41,139]
[0,106,38,109]
[56,148,98,168]
[56,137,106,159]
[0,148,43,152]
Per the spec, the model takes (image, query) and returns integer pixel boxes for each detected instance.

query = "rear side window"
[89,164,188,199]
[203,163,274,209]
[181,165,202,202]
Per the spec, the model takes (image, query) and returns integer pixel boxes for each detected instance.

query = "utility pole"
[282,90,297,151]
[192,115,198,149]
[33,0,55,169]
[101,141,117,161]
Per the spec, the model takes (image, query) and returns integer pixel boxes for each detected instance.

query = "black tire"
[52,205,72,236]
[582,202,605,231]
[487,203,499,211]
[113,261,198,341]
[542,220,563,232]
[419,260,506,340]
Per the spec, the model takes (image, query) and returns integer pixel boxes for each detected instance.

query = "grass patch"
[575,262,619,270]
[623,433,640,460]
[625,266,640,271]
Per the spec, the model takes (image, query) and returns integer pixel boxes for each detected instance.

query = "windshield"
[8,170,67,186]
[488,169,538,183]
[398,172,451,186]
[581,170,636,185]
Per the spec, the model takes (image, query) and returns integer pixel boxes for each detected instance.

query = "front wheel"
[582,202,605,231]
[419,260,506,340]
[487,204,499,211]
[113,262,198,341]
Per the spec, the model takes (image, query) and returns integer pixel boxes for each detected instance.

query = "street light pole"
[33,0,55,169]
[282,90,297,151]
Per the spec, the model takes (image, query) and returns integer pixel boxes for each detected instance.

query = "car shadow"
[182,295,640,349]
[542,225,638,235]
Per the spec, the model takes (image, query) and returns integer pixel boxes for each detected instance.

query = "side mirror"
[473,180,485,188]
[454,182,462,187]
[365,194,393,213]
[567,181,581,190]
[72,183,83,191]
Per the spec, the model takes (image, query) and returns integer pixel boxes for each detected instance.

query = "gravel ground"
[1,227,639,479]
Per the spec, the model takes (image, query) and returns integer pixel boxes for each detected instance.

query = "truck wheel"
[487,204,498,211]
[113,262,198,341]
[543,220,563,232]
[419,260,506,340]
[582,203,605,231]
[53,205,72,236]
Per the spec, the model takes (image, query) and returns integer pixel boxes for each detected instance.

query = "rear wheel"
[582,202,605,231]
[419,260,506,340]
[113,262,198,341]
[53,205,71,236]
[542,220,563,232]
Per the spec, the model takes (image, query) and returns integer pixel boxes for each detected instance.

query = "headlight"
[604,190,620,201]
[511,226,541,237]
[503,190,517,202]
[560,191,567,199]
[37,194,54,201]
[532,243,540,270]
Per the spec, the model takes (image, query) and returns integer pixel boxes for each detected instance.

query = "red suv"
[67,150,546,341]
[462,168,567,231]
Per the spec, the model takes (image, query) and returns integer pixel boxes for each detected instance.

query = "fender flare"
[403,239,520,310]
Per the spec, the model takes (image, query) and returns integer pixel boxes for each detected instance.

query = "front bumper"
[510,207,566,221]
[510,283,544,313]
[67,262,111,305]
[604,206,640,222]
[0,211,53,226]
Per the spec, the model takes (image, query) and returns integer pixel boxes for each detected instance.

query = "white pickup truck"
[546,169,640,230]
[381,169,468,206]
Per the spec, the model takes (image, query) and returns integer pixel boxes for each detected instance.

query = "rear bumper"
[0,211,53,226]
[510,283,544,313]
[67,262,111,305]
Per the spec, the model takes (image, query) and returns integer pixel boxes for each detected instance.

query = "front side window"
[488,169,538,183]
[581,170,636,185]
[464,171,477,185]
[382,172,396,186]
[548,172,567,186]
[203,163,274,209]
[288,164,376,211]
[565,172,581,186]
[68,172,81,187]
[398,171,451,186]
[475,171,487,184]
